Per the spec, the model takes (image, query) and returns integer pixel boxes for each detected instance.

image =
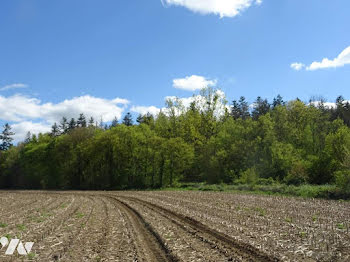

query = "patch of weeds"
[75,212,85,219]
[285,217,293,223]
[337,223,345,230]
[0,222,8,228]
[235,205,241,211]
[95,256,102,262]
[4,234,12,239]
[299,231,307,238]
[253,207,266,216]
[60,203,68,209]
[312,214,318,222]
[16,224,26,231]
[35,217,45,223]
[27,252,36,260]
[41,211,52,218]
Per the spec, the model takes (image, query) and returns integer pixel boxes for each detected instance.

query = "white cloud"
[307,46,350,70]
[173,75,217,91]
[290,63,305,71]
[11,121,51,142]
[0,83,28,91]
[309,100,350,109]
[132,89,228,118]
[161,0,262,18]
[130,106,161,116]
[0,94,129,142]
[293,46,350,71]
[0,94,129,124]
[165,89,227,117]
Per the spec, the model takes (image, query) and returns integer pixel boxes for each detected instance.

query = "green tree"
[77,113,87,127]
[0,124,14,151]
[122,112,133,126]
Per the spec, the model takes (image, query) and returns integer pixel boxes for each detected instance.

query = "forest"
[0,88,350,196]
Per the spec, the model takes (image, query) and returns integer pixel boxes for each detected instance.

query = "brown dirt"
[0,190,348,261]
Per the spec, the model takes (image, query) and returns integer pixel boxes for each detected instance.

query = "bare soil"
[0,191,348,261]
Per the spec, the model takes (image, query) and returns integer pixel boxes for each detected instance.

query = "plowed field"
[0,191,349,261]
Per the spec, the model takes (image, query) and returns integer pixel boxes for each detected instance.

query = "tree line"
[0,88,350,192]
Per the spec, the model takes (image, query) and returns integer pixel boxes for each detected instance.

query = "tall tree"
[239,96,250,120]
[68,118,76,131]
[0,123,14,151]
[231,100,241,120]
[123,112,133,126]
[111,117,118,127]
[77,113,87,128]
[59,117,69,134]
[88,116,95,127]
[252,96,270,120]
[272,94,285,108]
[24,131,32,144]
[51,123,60,137]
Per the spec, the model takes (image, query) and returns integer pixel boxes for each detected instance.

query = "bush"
[236,168,259,185]
[284,161,308,185]
[257,177,275,185]
[335,170,350,193]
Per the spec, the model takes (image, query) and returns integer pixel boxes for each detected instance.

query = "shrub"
[335,170,350,193]
[236,168,259,185]
[284,161,308,185]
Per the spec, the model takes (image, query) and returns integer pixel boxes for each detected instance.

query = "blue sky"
[1,0,350,141]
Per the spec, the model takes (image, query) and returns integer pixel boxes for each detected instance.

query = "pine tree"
[51,123,60,137]
[0,123,14,151]
[252,96,270,120]
[68,118,76,131]
[272,94,285,108]
[239,96,250,120]
[59,117,69,134]
[231,100,241,120]
[136,114,144,124]
[122,112,133,126]
[111,117,118,127]
[77,113,87,127]
[88,117,95,127]
[24,131,32,144]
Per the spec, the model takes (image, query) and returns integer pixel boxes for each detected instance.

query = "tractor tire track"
[105,195,179,262]
[121,196,279,262]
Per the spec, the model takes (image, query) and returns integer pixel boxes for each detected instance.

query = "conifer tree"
[88,117,95,127]
[51,123,60,137]
[122,112,133,126]
[59,117,69,134]
[68,118,76,131]
[77,113,87,127]
[0,123,14,151]
[111,117,118,127]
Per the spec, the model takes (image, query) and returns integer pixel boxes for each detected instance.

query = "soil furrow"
[105,195,179,262]
[122,196,278,262]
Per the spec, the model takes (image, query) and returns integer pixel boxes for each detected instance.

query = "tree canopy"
[1,89,350,191]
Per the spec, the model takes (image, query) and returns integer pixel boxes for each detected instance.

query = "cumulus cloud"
[0,94,129,123]
[130,106,161,116]
[161,0,262,18]
[11,121,51,142]
[0,83,28,91]
[131,89,228,118]
[309,100,350,109]
[165,89,228,116]
[293,46,350,71]
[306,46,350,70]
[0,94,129,142]
[173,75,217,91]
[290,63,305,71]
